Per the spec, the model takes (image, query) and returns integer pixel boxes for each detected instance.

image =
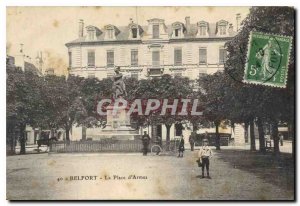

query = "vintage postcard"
[6,6,295,200]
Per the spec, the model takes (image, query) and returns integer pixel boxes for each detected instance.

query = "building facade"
[66,17,237,80]
[66,16,247,145]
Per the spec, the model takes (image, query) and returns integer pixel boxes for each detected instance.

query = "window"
[131,49,138,66]
[88,73,95,78]
[199,26,206,36]
[219,25,226,35]
[88,31,95,40]
[132,28,138,38]
[107,29,114,39]
[174,28,180,37]
[199,48,207,64]
[68,52,72,68]
[152,51,160,67]
[219,48,226,64]
[174,48,182,65]
[87,50,95,67]
[107,50,114,67]
[153,24,159,38]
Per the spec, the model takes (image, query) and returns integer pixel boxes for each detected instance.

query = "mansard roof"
[66,19,236,46]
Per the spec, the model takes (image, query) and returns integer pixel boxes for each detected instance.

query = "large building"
[66,15,247,145]
[66,16,239,80]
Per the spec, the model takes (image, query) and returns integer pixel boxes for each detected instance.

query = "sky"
[6,6,250,75]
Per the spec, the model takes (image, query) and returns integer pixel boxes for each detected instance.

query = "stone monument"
[101,67,138,140]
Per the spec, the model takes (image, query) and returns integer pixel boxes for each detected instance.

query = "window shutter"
[87,51,95,67]
[199,48,207,64]
[152,51,160,67]
[107,51,114,67]
[131,50,138,66]
[174,49,182,65]
[153,25,159,38]
[68,52,72,68]
[219,48,226,64]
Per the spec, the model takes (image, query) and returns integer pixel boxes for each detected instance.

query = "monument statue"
[102,66,137,140]
[112,66,127,99]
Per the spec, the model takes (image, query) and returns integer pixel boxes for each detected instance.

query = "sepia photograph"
[6,6,295,200]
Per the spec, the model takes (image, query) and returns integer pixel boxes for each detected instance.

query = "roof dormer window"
[88,30,95,40]
[107,28,114,39]
[175,28,180,37]
[128,21,143,39]
[197,21,209,37]
[86,25,101,41]
[216,20,228,36]
[171,22,184,38]
[153,24,159,39]
[104,25,118,40]
[219,25,226,35]
[147,18,167,40]
[199,26,206,36]
[132,28,138,38]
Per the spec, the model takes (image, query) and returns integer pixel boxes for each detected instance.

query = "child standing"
[198,139,213,178]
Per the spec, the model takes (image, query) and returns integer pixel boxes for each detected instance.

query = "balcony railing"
[147,67,164,77]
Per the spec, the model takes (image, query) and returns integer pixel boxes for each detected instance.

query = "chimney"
[185,16,190,34]
[236,13,241,32]
[78,19,84,38]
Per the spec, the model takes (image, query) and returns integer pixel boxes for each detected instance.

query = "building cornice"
[65,36,234,48]
[169,36,233,42]
[65,40,142,47]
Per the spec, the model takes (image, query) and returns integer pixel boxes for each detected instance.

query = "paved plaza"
[7,148,294,200]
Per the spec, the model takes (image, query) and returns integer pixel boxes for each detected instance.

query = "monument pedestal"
[100,104,139,140]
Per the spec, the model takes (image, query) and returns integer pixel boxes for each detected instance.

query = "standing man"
[178,135,185,158]
[141,131,151,156]
[198,139,213,179]
[189,132,195,151]
[279,133,284,146]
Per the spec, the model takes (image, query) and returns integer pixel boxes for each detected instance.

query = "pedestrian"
[279,133,284,146]
[178,135,185,158]
[189,132,195,151]
[265,133,271,148]
[141,131,151,156]
[198,139,213,179]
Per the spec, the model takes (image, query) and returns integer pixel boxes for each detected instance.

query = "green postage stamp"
[243,31,293,88]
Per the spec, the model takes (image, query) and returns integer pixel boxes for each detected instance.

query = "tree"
[132,75,194,144]
[198,72,231,150]
[42,75,88,143]
[7,65,45,154]
[225,7,295,155]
